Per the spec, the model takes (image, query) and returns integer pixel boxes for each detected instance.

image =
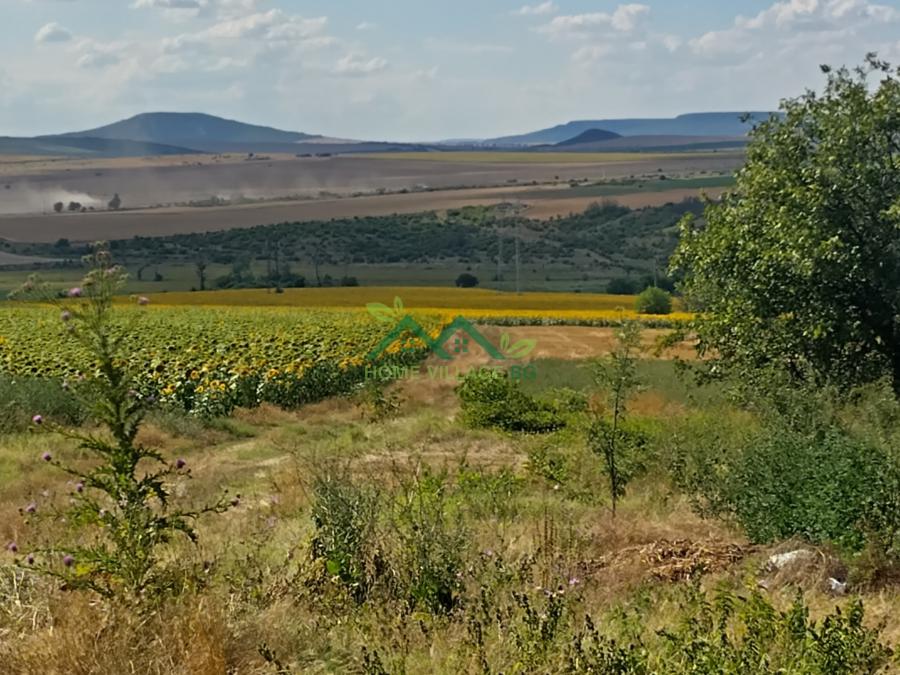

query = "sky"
[2,0,899,140]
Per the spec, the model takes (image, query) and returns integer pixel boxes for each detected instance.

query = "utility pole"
[497,232,503,288]
[515,221,521,295]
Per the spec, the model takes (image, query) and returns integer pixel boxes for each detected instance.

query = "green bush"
[563,586,892,674]
[310,473,383,602]
[543,386,589,413]
[651,587,891,674]
[670,416,900,554]
[309,467,468,614]
[456,370,565,433]
[390,470,467,613]
[635,286,673,315]
[455,463,523,520]
[0,376,87,433]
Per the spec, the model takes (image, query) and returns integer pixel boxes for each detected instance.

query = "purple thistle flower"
[137,296,150,306]
[25,502,37,514]
[62,554,74,567]
[60,310,72,322]
[176,458,186,470]
[75,482,84,493]
[41,452,52,462]
[67,287,82,298]
[230,496,241,508]
[6,542,17,553]
[26,554,34,565]
[32,415,43,425]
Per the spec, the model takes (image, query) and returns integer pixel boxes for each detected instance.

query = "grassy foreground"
[1,356,899,673]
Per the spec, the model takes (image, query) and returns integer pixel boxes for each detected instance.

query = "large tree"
[672,55,900,395]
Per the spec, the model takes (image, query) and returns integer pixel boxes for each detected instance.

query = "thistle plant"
[9,244,229,598]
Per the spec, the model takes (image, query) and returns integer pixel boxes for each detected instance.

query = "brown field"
[0,183,730,243]
[0,152,303,178]
[0,151,742,242]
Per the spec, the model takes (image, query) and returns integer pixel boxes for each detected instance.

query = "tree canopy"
[672,55,900,395]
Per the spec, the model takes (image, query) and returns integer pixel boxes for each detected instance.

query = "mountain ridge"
[489,112,777,146]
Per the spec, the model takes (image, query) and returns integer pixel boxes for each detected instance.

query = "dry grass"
[2,358,899,672]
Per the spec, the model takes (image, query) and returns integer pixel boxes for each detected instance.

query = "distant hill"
[58,112,320,146]
[555,129,621,146]
[0,135,199,157]
[0,112,432,158]
[542,134,748,153]
[490,112,776,146]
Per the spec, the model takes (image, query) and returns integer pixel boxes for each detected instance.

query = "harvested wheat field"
[0,152,742,241]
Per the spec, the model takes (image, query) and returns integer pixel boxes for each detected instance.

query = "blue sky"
[3,0,899,139]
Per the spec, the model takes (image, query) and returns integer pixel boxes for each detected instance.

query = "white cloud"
[692,0,900,56]
[334,53,388,76]
[34,22,72,44]
[132,0,202,8]
[161,9,332,56]
[425,38,514,54]
[513,2,558,16]
[572,45,613,63]
[132,0,269,21]
[203,10,327,41]
[356,21,376,31]
[539,4,650,38]
[661,34,682,52]
[611,4,651,31]
[74,39,129,69]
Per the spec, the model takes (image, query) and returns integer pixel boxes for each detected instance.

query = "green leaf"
[366,303,397,323]
[506,339,537,359]
[500,333,511,351]
[393,296,405,314]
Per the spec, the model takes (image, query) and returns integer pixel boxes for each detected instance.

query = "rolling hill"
[0,135,200,157]
[58,112,321,146]
[546,134,748,153]
[490,112,776,146]
[555,129,621,146]
[0,110,767,159]
[0,112,428,158]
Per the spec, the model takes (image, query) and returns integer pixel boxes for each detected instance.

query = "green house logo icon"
[365,297,536,362]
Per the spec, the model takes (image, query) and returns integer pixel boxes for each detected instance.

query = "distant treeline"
[14,199,704,291]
